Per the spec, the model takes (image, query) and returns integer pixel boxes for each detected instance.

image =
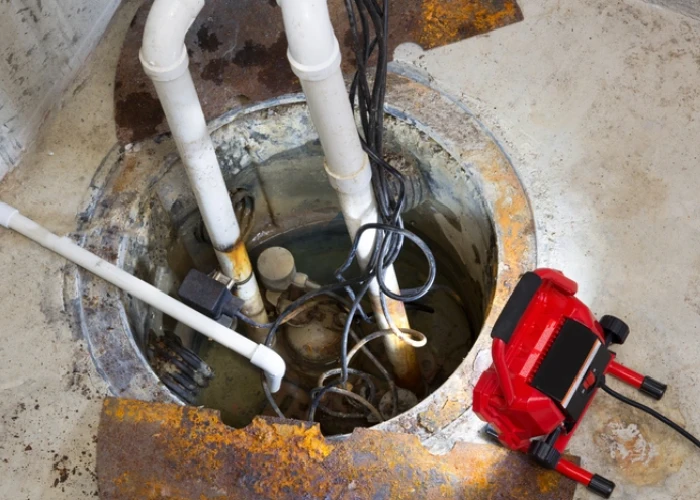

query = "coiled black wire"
[260,0,437,423]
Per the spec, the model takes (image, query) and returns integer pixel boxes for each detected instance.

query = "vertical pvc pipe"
[277,0,420,389]
[139,0,268,329]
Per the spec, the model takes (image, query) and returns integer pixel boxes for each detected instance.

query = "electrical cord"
[235,295,357,330]
[259,279,368,343]
[348,329,398,417]
[195,189,255,247]
[601,383,700,448]
[260,0,437,424]
[318,368,378,403]
[322,387,384,422]
[231,189,256,244]
[335,223,434,350]
[316,368,378,419]
[311,330,414,421]
[261,374,285,419]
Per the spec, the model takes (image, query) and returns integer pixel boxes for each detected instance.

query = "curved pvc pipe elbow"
[140,0,205,81]
[250,345,286,393]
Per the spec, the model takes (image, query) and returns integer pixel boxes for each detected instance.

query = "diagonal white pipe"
[140,0,237,258]
[139,0,267,326]
[0,202,285,392]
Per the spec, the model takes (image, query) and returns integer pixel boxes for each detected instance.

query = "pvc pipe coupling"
[286,37,341,82]
[139,0,205,82]
[323,156,373,196]
[139,46,190,82]
[277,0,342,82]
[0,202,18,228]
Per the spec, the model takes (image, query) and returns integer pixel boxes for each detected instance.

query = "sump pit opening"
[125,103,497,436]
[74,76,535,440]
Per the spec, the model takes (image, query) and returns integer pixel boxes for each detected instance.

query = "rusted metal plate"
[98,398,576,499]
[114,0,523,144]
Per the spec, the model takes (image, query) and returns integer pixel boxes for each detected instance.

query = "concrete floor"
[1,0,699,498]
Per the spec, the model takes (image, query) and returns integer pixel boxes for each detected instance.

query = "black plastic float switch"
[178,269,244,321]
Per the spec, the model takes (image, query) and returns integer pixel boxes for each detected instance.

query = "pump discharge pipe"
[277,0,421,390]
[0,202,285,393]
[139,0,268,330]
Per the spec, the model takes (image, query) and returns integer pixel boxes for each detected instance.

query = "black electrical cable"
[308,381,343,421]
[263,278,374,347]
[601,383,700,448]
[234,290,372,330]
[262,0,437,423]
[262,374,285,419]
[315,338,391,420]
[235,312,274,330]
[334,223,436,302]
[316,368,378,419]
[318,368,378,401]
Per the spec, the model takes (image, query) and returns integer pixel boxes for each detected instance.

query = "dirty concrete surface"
[646,0,700,20]
[0,0,122,178]
[113,0,523,143]
[1,0,700,499]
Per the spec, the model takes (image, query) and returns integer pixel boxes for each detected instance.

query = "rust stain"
[111,154,139,194]
[478,142,536,323]
[591,396,691,486]
[420,0,523,49]
[369,293,422,391]
[225,240,253,284]
[114,0,522,144]
[385,295,411,330]
[98,398,576,500]
[537,468,561,493]
[114,91,165,144]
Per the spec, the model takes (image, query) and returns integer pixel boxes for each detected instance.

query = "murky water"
[197,218,474,431]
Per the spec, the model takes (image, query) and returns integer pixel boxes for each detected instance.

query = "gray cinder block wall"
[0,0,121,180]
[647,0,700,20]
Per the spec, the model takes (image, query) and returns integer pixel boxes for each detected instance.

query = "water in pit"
[80,90,515,439]
[194,221,475,435]
[143,141,480,435]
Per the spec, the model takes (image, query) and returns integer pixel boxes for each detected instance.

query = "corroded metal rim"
[68,70,536,443]
[97,398,575,499]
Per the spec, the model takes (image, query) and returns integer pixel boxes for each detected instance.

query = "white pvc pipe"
[151,73,241,263]
[278,0,419,386]
[278,0,366,179]
[0,202,285,393]
[139,0,268,324]
[277,0,390,302]
[335,188,404,328]
[140,0,204,71]
[279,0,336,69]
[140,0,238,269]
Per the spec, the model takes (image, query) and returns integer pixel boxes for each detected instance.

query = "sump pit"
[170,139,482,434]
[71,73,535,440]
